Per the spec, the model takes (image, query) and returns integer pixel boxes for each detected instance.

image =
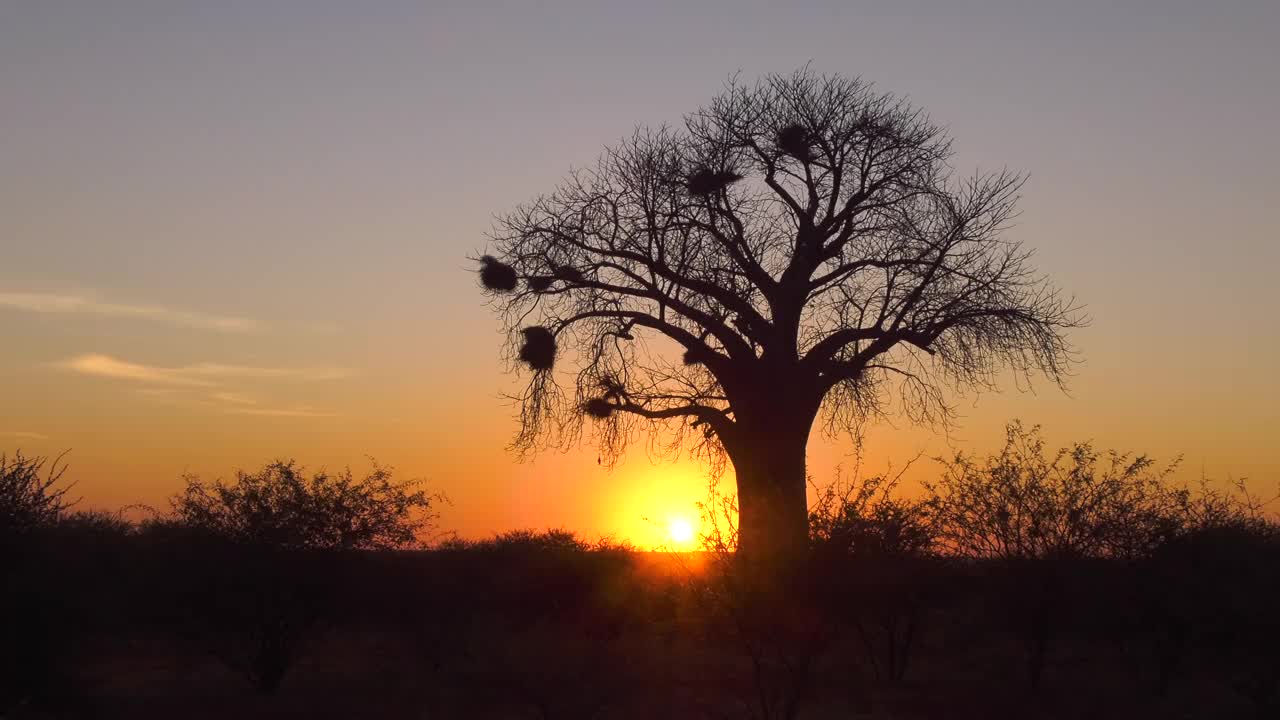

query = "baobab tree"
[477,69,1081,559]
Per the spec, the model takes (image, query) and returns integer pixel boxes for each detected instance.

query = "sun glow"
[668,517,695,546]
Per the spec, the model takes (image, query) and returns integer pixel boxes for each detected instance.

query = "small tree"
[1,451,78,712]
[809,468,936,560]
[926,422,1174,562]
[1136,477,1280,703]
[170,459,434,551]
[160,459,436,694]
[925,422,1175,689]
[0,451,75,536]
[809,470,939,687]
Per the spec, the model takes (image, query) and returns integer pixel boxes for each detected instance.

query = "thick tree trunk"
[730,414,813,562]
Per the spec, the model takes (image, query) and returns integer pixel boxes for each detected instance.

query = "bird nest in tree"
[518,326,556,371]
[527,276,554,292]
[686,168,743,197]
[583,398,615,419]
[479,255,518,292]
[552,265,584,283]
[776,123,814,161]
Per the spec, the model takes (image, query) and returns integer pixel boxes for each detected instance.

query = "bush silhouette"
[434,530,649,719]
[169,459,434,551]
[925,421,1179,690]
[1136,491,1280,712]
[0,451,85,713]
[809,472,941,688]
[0,433,1274,717]
[0,450,75,535]
[153,459,436,695]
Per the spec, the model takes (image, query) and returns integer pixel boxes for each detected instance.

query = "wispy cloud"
[184,363,353,382]
[61,354,216,386]
[59,353,353,386]
[225,406,340,419]
[209,391,258,406]
[56,354,347,421]
[2,431,49,441]
[0,291,260,333]
[206,391,337,418]
[133,388,339,419]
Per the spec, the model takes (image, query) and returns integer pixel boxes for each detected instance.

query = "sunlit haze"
[2,1,1277,547]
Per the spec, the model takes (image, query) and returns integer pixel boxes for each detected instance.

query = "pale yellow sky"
[2,1,1277,545]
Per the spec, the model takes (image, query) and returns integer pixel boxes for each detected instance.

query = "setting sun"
[668,517,695,546]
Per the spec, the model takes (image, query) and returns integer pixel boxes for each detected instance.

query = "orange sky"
[2,2,1277,547]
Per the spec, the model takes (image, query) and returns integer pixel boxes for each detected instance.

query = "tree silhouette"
[925,422,1176,689]
[158,460,436,694]
[0,451,75,535]
[479,69,1081,558]
[169,459,434,551]
[1,451,77,712]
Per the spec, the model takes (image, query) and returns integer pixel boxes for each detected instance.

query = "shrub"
[156,459,436,694]
[0,450,75,536]
[169,459,435,550]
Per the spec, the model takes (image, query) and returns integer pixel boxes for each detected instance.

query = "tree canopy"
[169,460,434,551]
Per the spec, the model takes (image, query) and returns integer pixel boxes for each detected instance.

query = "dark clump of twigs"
[685,167,743,197]
[552,265,584,283]
[526,276,554,293]
[479,255,518,292]
[775,123,815,161]
[518,327,556,371]
[582,398,615,419]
